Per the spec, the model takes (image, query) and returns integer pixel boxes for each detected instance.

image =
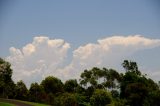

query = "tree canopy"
[0,58,160,106]
[0,58,14,98]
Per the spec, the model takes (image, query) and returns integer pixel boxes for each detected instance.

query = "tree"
[0,58,14,98]
[120,60,142,99]
[15,80,28,100]
[64,79,78,93]
[1,58,160,106]
[90,89,112,106]
[111,90,119,98]
[147,90,160,106]
[41,76,63,94]
[125,83,148,106]
[120,60,160,106]
[103,69,121,90]
[29,82,44,102]
[80,69,92,88]
[122,60,141,76]
[54,93,78,106]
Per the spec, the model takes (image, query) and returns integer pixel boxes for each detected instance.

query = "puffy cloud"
[7,36,70,86]
[59,35,160,80]
[6,35,160,87]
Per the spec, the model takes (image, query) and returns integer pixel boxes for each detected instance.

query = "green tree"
[64,79,78,93]
[120,60,142,99]
[0,58,15,98]
[41,76,64,94]
[120,60,160,106]
[54,93,78,106]
[80,69,92,88]
[103,69,121,90]
[90,89,112,106]
[122,60,141,75]
[15,80,28,100]
[111,90,119,98]
[147,90,160,106]
[125,83,148,106]
[29,82,45,102]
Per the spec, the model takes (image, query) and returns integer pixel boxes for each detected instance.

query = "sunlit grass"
[14,100,50,106]
[0,98,50,106]
[0,102,15,106]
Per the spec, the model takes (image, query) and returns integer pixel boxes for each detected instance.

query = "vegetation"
[90,89,112,106]
[0,98,49,106]
[0,102,15,106]
[14,99,50,106]
[0,57,160,106]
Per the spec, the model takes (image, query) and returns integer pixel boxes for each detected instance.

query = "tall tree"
[120,60,160,106]
[90,89,112,106]
[122,60,141,75]
[29,82,44,102]
[80,67,121,90]
[53,93,78,106]
[15,80,28,100]
[64,79,78,93]
[0,58,14,98]
[41,76,63,94]
[103,69,121,90]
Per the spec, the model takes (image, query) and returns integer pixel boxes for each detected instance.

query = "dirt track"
[0,98,32,106]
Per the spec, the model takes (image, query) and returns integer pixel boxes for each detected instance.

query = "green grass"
[0,102,15,106]
[0,98,50,106]
[15,100,50,106]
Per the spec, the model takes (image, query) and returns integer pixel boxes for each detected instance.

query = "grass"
[0,102,15,106]
[14,100,50,106]
[0,98,50,106]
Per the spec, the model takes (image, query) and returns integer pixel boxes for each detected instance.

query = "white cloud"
[6,35,160,87]
[58,35,160,80]
[6,36,70,86]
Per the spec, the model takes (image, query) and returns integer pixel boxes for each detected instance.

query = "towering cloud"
[6,35,160,86]
[59,35,160,80]
[7,36,70,86]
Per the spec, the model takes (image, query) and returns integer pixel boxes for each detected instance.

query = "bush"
[90,89,112,106]
[54,93,78,106]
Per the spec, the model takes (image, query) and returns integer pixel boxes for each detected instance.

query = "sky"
[0,0,160,87]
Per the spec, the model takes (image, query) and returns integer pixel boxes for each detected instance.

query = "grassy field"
[0,102,16,106]
[0,98,50,106]
[16,100,50,106]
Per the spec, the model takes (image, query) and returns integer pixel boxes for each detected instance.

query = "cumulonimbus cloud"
[7,36,70,86]
[6,35,160,87]
[59,35,160,80]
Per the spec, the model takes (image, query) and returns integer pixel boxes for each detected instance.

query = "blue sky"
[0,0,160,86]
[1,0,160,56]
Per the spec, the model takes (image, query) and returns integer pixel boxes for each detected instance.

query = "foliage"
[64,79,78,93]
[53,93,78,106]
[41,76,64,94]
[29,82,45,102]
[120,60,160,106]
[80,67,121,91]
[15,80,28,101]
[112,99,127,106]
[1,58,160,106]
[90,89,112,106]
[122,60,141,75]
[0,102,15,106]
[0,58,15,98]
[111,90,119,98]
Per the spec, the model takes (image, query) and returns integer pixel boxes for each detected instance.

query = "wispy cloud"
[6,35,160,86]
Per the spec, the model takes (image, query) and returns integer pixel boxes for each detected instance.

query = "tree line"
[0,57,160,106]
